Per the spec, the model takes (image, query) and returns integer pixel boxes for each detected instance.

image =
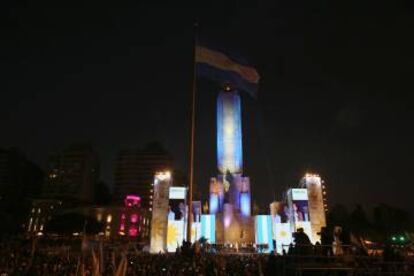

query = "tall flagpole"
[187,22,198,242]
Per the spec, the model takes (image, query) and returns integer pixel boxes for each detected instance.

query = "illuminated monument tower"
[217,88,243,176]
[209,86,253,245]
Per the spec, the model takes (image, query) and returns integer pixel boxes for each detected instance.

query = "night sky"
[1,1,413,213]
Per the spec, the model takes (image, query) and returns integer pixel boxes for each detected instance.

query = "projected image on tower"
[217,90,242,174]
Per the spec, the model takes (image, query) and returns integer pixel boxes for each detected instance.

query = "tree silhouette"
[327,204,349,227]
[349,205,371,235]
[374,204,413,236]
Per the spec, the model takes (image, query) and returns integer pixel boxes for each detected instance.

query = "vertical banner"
[192,201,201,223]
[270,201,292,254]
[167,220,185,252]
[150,172,171,253]
[209,178,223,214]
[240,177,251,217]
[273,223,292,254]
[240,192,251,217]
[183,202,202,243]
[166,187,187,252]
[190,221,201,243]
[189,201,202,243]
[201,214,216,244]
[255,215,274,253]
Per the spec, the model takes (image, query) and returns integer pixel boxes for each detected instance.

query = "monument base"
[215,210,254,245]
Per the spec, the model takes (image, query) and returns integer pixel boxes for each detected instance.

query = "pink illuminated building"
[119,195,142,237]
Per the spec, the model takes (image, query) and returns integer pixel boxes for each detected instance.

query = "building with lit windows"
[113,143,172,209]
[42,144,99,204]
[0,148,43,232]
[118,194,145,238]
[85,207,120,238]
[86,199,151,240]
[27,198,150,239]
[27,199,62,235]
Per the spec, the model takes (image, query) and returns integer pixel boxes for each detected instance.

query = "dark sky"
[1,1,413,213]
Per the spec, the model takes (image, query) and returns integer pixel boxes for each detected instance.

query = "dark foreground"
[1,238,413,275]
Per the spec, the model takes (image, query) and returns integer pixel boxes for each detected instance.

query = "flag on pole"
[91,249,100,276]
[81,233,88,252]
[115,254,128,276]
[75,256,81,276]
[99,241,104,275]
[196,45,260,98]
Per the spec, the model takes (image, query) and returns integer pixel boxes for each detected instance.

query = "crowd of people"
[0,238,268,276]
[0,232,413,275]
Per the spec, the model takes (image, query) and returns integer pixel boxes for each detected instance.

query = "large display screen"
[270,201,290,224]
[291,200,310,222]
[168,187,186,221]
[291,188,308,200]
[289,188,310,223]
[169,187,186,199]
[287,188,312,243]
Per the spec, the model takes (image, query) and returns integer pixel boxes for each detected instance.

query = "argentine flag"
[196,45,260,98]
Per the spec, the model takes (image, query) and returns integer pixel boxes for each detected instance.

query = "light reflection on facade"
[209,194,219,214]
[240,192,251,217]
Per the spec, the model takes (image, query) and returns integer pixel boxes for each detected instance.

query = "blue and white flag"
[196,45,260,98]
